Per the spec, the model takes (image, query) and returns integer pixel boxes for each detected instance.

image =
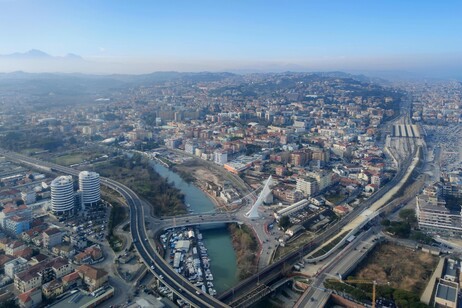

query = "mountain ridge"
[1,49,83,60]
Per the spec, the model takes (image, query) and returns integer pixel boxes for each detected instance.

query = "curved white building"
[79,171,101,207]
[51,176,75,215]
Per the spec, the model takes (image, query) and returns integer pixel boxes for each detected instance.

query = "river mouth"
[151,161,239,293]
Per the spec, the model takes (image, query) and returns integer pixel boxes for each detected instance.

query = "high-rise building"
[21,191,37,205]
[51,176,75,215]
[78,171,101,208]
[296,177,318,197]
[214,150,228,165]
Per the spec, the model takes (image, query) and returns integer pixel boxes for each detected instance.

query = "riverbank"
[172,162,230,211]
[150,161,216,214]
[228,223,259,280]
[95,154,187,216]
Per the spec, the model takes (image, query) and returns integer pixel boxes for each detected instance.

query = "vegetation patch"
[52,153,87,165]
[171,166,196,183]
[107,234,124,252]
[353,243,438,293]
[324,279,428,307]
[324,193,346,205]
[381,209,434,244]
[95,154,186,216]
[228,223,259,280]
[103,192,128,252]
[332,242,438,307]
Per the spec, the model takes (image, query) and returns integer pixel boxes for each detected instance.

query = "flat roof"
[436,281,457,302]
[50,286,114,308]
[444,262,458,278]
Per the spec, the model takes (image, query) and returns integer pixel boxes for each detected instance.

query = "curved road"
[0,150,227,308]
[2,147,415,306]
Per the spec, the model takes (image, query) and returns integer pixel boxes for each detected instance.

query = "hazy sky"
[0,0,461,75]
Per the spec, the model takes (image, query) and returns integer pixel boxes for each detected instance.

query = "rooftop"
[435,279,458,303]
[49,286,114,308]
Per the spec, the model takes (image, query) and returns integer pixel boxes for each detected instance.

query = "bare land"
[352,243,438,295]
[174,161,230,209]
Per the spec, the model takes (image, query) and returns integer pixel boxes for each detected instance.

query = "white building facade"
[51,176,75,215]
[78,171,101,209]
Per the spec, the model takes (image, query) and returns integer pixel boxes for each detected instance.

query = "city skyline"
[0,0,461,77]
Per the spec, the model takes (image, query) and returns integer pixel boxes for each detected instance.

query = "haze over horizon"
[1,0,461,79]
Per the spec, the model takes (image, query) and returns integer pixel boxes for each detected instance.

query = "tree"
[399,209,417,224]
[278,215,292,230]
[0,299,19,308]
[386,221,411,238]
[381,219,391,227]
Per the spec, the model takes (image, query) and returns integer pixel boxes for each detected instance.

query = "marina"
[161,227,218,297]
[151,161,239,294]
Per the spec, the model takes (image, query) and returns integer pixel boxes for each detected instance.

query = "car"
[150,265,155,270]
[145,238,148,241]
[178,288,183,293]
[159,275,164,279]
[195,290,201,295]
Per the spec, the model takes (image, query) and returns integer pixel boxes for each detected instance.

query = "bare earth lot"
[353,243,438,294]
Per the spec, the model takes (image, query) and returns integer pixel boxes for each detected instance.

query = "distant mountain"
[64,53,83,60]
[0,49,83,60]
[4,49,52,59]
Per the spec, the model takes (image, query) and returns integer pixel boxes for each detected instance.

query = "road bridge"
[2,147,421,307]
[0,150,229,308]
[159,213,242,229]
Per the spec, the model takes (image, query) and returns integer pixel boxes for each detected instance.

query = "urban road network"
[0,140,418,307]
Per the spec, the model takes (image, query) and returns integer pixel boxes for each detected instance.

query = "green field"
[52,153,87,165]
[19,148,47,155]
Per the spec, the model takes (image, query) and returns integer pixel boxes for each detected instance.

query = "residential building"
[5,240,26,256]
[73,245,103,265]
[21,191,36,205]
[50,176,75,216]
[51,245,76,259]
[185,141,196,154]
[76,264,108,291]
[4,216,30,235]
[42,228,63,249]
[14,257,71,293]
[296,177,318,196]
[42,278,64,299]
[78,171,101,209]
[416,194,462,234]
[18,287,42,308]
[0,204,32,231]
[4,257,29,279]
[61,271,82,291]
[214,150,228,165]
[306,170,333,191]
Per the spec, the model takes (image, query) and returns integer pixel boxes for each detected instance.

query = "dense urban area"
[0,71,461,308]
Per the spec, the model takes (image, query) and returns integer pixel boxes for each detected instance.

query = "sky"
[0,0,461,76]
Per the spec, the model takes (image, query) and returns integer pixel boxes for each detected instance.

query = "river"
[151,162,239,293]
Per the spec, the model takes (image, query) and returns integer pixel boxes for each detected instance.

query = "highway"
[0,150,228,308]
[295,228,379,307]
